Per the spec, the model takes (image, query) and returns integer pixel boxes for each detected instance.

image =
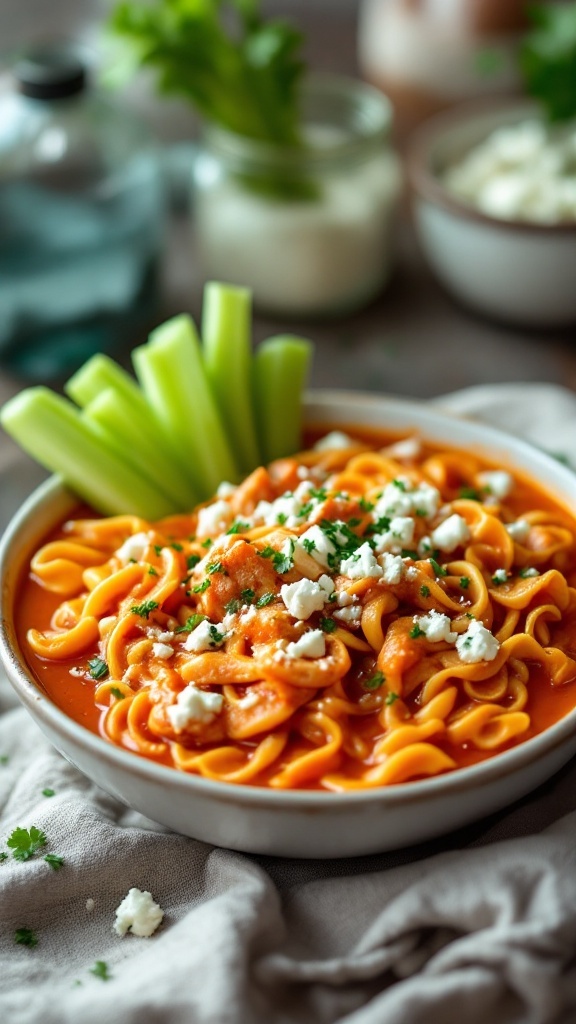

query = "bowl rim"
[406,96,576,235]
[2,387,576,811]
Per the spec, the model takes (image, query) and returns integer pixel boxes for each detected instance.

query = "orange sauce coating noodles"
[15,425,576,790]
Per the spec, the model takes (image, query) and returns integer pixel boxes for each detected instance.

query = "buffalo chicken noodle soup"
[17,427,576,790]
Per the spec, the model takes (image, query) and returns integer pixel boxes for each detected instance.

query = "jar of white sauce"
[191,75,401,319]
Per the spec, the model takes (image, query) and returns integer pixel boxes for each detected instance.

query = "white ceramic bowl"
[2,390,576,858]
[407,99,576,328]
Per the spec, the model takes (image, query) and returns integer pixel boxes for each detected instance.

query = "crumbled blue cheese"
[442,119,576,224]
[183,620,229,652]
[520,567,540,578]
[167,685,224,730]
[333,606,363,627]
[372,516,415,555]
[413,610,457,643]
[253,493,304,528]
[196,499,232,537]
[313,431,355,450]
[383,437,422,460]
[296,523,337,568]
[151,642,173,660]
[281,578,330,619]
[430,514,470,553]
[492,568,508,584]
[373,479,440,520]
[113,888,164,938]
[340,542,383,580]
[455,620,500,664]
[478,470,513,500]
[217,481,237,499]
[379,552,405,584]
[115,532,152,564]
[506,519,530,543]
[285,629,326,659]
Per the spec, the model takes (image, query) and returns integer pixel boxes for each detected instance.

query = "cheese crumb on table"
[113,887,164,938]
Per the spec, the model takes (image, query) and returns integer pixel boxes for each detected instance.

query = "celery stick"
[0,388,175,519]
[201,282,261,475]
[252,336,312,463]
[132,314,240,497]
[84,388,198,510]
[65,353,181,470]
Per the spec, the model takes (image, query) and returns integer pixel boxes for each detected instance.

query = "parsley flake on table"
[42,788,55,798]
[14,928,38,948]
[7,826,47,861]
[0,852,8,862]
[0,754,9,765]
[44,854,65,871]
[88,657,109,680]
[90,961,112,981]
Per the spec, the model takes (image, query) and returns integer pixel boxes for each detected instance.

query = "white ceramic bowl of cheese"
[2,390,576,859]
[407,99,576,329]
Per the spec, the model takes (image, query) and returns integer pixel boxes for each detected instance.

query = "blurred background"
[0,0,575,399]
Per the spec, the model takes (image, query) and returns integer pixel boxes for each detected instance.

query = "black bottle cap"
[14,46,87,100]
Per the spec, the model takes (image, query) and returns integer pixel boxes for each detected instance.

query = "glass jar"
[358,0,527,143]
[0,45,165,379]
[192,74,401,320]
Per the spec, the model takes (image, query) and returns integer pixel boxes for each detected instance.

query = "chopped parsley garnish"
[458,487,481,501]
[491,572,507,586]
[309,487,327,501]
[392,478,407,491]
[110,687,125,701]
[519,567,539,578]
[130,600,159,619]
[14,928,38,948]
[429,557,447,578]
[186,554,201,570]
[276,512,288,525]
[206,561,227,575]
[170,541,183,552]
[258,545,276,559]
[401,549,419,560]
[42,788,55,798]
[347,517,362,528]
[255,592,275,608]
[90,961,112,981]
[465,612,475,619]
[385,691,399,705]
[201,538,213,549]
[363,670,385,691]
[0,852,7,862]
[410,624,426,639]
[44,853,64,871]
[272,540,295,574]
[420,584,430,598]
[87,657,108,681]
[224,598,241,614]
[359,496,374,513]
[192,578,211,594]
[153,544,163,556]
[364,515,391,536]
[7,826,47,861]
[147,566,158,576]
[208,625,225,646]
[175,614,207,633]
[319,617,336,633]
[227,520,249,535]
[240,588,256,604]
[302,538,316,554]
[460,576,470,589]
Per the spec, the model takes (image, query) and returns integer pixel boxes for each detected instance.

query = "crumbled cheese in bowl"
[442,119,576,224]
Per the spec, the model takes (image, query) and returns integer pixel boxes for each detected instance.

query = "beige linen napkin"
[1,383,576,1024]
